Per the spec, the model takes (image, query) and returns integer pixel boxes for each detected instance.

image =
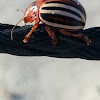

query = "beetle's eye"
[24,17,26,22]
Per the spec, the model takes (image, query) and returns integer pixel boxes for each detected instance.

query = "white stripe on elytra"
[40,3,85,22]
[40,16,84,29]
[40,9,82,22]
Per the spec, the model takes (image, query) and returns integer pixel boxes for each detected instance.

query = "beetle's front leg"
[45,25,57,47]
[23,20,40,43]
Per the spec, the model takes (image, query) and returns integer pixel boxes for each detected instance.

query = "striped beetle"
[11,0,91,47]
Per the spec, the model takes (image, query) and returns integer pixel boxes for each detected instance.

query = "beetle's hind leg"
[71,34,91,45]
[45,25,57,47]
[58,28,91,45]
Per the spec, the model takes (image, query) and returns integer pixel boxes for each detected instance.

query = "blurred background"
[0,0,100,100]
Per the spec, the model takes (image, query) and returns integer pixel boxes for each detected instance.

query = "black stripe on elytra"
[40,13,85,26]
[41,7,82,19]
[45,1,86,16]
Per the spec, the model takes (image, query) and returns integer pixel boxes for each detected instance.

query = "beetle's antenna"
[17,9,24,13]
[11,19,24,40]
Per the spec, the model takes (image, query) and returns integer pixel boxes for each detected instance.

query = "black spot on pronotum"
[34,12,36,16]
[31,16,32,19]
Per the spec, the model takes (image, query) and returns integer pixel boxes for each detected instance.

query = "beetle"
[11,0,91,47]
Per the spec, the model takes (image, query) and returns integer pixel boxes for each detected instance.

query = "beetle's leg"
[45,25,57,47]
[23,20,40,43]
[58,28,91,45]
[70,34,91,45]
[23,2,40,44]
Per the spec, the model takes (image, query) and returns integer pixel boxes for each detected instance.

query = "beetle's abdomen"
[39,0,86,30]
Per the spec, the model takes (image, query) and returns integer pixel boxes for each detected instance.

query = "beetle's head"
[24,3,38,24]
[11,2,38,40]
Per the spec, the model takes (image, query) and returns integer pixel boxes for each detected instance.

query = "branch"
[0,23,100,60]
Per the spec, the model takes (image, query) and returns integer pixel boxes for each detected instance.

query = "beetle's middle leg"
[58,28,91,45]
[45,25,57,47]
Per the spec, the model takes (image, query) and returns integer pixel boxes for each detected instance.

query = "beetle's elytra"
[11,0,91,47]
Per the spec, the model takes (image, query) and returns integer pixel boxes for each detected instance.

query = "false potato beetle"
[11,0,91,47]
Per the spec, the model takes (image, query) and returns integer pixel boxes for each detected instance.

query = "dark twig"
[0,23,100,60]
